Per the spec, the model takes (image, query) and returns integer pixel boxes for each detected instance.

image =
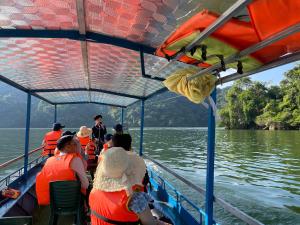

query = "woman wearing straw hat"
[77,126,97,175]
[89,147,170,225]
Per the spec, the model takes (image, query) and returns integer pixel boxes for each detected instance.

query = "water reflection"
[131,128,300,224]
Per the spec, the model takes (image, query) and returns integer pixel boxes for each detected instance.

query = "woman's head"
[112,133,132,151]
[56,135,77,153]
[93,147,146,195]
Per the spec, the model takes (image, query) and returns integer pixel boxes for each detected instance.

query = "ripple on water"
[135,129,300,224]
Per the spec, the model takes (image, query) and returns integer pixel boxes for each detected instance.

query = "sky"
[219,61,298,88]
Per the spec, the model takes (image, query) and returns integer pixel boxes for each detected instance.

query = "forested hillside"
[220,65,300,130]
[0,83,228,128]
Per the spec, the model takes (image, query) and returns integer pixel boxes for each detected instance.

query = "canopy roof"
[0,0,299,107]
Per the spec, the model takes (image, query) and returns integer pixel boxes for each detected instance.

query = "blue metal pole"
[54,104,57,123]
[139,100,145,156]
[205,88,217,225]
[121,107,124,126]
[24,93,31,177]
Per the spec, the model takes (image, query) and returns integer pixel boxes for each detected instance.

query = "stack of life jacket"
[156,0,300,74]
[42,130,62,156]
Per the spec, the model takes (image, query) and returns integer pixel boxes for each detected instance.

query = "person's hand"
[157,221,171,225]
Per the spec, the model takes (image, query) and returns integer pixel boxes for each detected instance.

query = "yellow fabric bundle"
[163,68,216,104]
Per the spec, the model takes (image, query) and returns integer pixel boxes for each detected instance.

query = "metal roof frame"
[31,88,145,100]
[139,48,165,82]
[218,51,300,84]
[55,101,126,108]
[188,22,300,81]
[0,29,156,55]
[76,0,91,101]
[0,74,54,105]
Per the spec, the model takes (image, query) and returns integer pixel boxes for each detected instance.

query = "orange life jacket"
[89,187,142,225]
[78,136,96,160]
[42,131,62,156]
[35,153,78,205]
[103,143,109,152]
[156,2,300,70]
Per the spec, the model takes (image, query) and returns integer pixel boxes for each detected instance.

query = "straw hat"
[93,147,146,196]
[77,126,92,138]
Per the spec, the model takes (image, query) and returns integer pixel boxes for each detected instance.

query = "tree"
[220,64,300,130]
[219,78,267,129]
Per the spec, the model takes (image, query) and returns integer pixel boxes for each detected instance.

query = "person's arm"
[70,157,89,190]
[92,126,97,139]
[128,192,170,225]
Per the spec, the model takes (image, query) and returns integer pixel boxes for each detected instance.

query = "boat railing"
[149,168,208,225]
[144,154,264,225]
[0,146,44,170]
[0,146,44,190]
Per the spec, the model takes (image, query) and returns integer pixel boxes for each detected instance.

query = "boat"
[0,0,299,224]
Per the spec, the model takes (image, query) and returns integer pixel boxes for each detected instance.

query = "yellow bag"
[163,68,217,104]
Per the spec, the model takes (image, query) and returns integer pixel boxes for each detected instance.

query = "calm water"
[0,128,299,225]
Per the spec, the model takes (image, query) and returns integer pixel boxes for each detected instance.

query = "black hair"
[112,133,132,151]
[121,134,132,151]
[62,131,76,136]
[94,115,103,120]
[56,135,74,150]
[105,134,113,142]
[114,124,123,133]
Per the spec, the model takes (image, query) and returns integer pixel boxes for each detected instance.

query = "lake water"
[0,128,299,225]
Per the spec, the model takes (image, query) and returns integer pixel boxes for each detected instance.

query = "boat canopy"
[0,0,299,108]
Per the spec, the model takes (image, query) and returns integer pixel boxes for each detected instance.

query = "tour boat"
[0,0,299,224]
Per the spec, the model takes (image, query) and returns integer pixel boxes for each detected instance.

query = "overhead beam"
[0,74,54,104]
[0,74,28,92]
[30,93,54,105]
[86,32,155,54]
[31,88,144,100]
[125,99,141,108]
[0,29,156,54]
[75,0,91,101]
[55,101,126,108]
[139,47,165,82]
[217,51,300,84]
[145,87,168,100]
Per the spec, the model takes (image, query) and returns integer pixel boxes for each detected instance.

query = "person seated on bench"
[36,135,89,205]
[89,147,169,225]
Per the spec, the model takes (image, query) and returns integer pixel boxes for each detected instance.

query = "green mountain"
[219,65,300,130]
[0,83,228,128]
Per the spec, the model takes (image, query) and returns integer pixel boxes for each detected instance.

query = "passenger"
[103,134,113,152]
[76,126,93,158]
[89,147,169,225]
[113,123,123,134]
[53,130,76,156]
[92,115,107,154]
[36,135,89,206]
[41,123,65,157]
[112,133,132,151]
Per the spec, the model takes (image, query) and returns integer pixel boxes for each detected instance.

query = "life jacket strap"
[90,210,140,225]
